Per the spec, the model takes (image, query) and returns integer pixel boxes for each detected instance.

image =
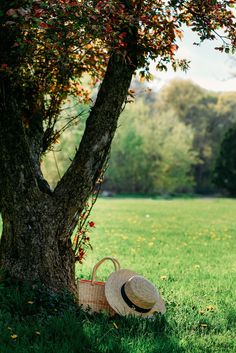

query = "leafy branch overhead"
[1,0,236,152]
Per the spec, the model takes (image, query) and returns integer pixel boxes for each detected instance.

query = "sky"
[150,27,236,93]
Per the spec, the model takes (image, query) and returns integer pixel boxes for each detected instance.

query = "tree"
[106,100,152,194]
[213,126,236,196]
[106,101,197,194]
[154,80,236,193]
[141,111,197,194]
[0,0,236,292]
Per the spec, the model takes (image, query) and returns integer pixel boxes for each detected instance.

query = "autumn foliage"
[1,1,236,151]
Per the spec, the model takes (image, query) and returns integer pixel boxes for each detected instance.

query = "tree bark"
[0,78,74,290]
[0,46,136,291]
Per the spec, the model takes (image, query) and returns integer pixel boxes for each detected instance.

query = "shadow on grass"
[0,274,183,353]
[73,309,183,353]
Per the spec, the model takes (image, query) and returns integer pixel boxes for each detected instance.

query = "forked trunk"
[0,77,76,291]
[0,52,136,292]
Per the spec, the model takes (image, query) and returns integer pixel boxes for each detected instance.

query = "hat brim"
[105,269,166,318]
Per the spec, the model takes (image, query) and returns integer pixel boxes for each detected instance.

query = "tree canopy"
[0,0,236,290]
[1,0,236,154]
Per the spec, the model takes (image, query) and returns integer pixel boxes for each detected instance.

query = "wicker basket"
[77,257,120,315]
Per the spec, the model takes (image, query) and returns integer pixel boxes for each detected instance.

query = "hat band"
[121,284,151,313]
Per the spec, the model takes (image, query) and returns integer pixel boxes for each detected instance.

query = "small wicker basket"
[77,257,120,315]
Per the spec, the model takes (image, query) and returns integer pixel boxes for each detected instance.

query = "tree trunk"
[0,49,136,291]
[0,198,76,291]
[0,80,75,290]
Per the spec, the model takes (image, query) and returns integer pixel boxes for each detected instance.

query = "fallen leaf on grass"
[206,305,215,312]
[160,275,168,280]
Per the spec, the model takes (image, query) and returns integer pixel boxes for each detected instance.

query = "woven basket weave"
[77,257,120,315]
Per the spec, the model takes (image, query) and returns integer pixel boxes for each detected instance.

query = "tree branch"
[53,51,137,236]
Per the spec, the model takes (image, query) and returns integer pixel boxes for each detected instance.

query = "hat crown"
[124,276,159,310]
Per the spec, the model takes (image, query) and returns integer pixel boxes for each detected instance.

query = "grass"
[0,198,236,352]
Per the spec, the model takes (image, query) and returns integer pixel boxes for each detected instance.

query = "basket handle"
[91,257,120,285]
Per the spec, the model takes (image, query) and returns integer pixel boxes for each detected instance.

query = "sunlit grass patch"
[76,197,236,352]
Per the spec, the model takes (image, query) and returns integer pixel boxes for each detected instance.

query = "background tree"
[154,80,236,193]
[106,101,197,194]
[213,126,236,196]
[0,0,236,292]
[102,80,236,195]
[105,100,151,194]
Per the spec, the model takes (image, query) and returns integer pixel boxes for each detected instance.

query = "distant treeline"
[105,79,236,195]
[42,79,236,195]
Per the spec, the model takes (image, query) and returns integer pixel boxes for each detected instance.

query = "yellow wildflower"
[206,305,215,312]
[160,275,168,280]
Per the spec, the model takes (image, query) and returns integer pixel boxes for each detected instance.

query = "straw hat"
[105,269,166,317]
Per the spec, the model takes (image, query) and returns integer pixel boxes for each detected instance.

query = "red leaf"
[1,63,8,70]
[34,9,44,18]
[39,22,51,29]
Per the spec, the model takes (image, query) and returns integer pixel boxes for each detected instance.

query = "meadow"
[0,198,236,352]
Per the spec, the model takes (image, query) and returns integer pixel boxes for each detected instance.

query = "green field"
[77,198,236,352]
[0,198,236,352]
